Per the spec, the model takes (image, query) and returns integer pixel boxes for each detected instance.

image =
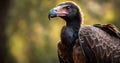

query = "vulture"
[48,1,120,63]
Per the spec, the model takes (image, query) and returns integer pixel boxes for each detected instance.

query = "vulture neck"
[64,15,81,29]
[66,19,80,28]
[61,14,82,47]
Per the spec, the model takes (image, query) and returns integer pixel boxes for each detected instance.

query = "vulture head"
[48,1,83,24]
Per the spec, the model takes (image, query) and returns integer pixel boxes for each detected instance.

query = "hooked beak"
[48,9,57,20]
[48,5,68,20]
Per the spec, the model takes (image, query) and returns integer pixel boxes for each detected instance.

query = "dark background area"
[0,0,120,63]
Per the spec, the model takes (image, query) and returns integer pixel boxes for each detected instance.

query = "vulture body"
[48,1,120,63]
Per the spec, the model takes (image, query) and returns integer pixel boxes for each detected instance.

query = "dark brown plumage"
[48,1,120,63]
[79,24,120,63]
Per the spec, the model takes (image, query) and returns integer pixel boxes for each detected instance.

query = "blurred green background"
[0,0,120,63]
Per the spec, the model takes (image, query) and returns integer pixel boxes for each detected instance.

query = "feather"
[93,24,120,39]
[79,25,120,63]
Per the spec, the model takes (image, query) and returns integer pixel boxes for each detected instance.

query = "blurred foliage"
[5,0,120,63]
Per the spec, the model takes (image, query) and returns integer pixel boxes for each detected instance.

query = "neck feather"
[61,12,82,47]
[65,14,82,29]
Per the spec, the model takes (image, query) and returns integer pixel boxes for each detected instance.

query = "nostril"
[55,9,57,12]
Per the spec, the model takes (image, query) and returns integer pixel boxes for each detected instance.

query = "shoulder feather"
[93,24,120,39]
[79,25,120,63]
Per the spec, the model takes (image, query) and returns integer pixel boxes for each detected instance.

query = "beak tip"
[48,14,51,20]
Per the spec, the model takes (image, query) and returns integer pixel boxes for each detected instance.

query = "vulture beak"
[48,5,68,20]
[48,9,57,20]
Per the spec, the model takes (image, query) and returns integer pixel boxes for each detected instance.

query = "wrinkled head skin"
[48,1,81,21]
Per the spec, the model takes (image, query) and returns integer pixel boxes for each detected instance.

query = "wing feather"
[93,24,120,39]
[79,25,120,63]
[57,41,74,63]
[72,39,86,63]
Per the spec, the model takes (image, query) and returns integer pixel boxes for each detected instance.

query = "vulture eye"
[66,6,71,9]
[66,6,72,12]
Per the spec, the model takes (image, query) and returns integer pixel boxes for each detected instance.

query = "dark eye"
[66,6,72,12]
[66,6,71,9]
